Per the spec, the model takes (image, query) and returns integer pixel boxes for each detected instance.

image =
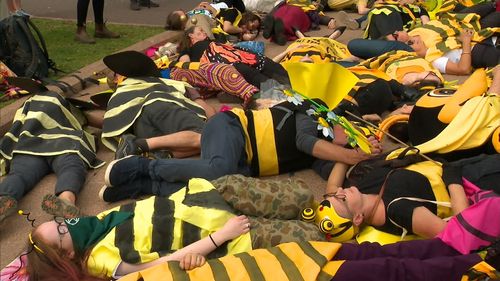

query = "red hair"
[26,230,108,281]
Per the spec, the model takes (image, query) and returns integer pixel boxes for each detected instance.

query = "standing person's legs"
[0,154,50,221]
[212,174,315,219]
[249,217,326,248]
[41,154,87,218]
[93,0,119,38]
[76,0,90,27]
[75,0,95,43]
[347,38,413,59]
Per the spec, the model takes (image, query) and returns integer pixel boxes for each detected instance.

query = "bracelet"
[209,234,219,248]
[461,52,471,55]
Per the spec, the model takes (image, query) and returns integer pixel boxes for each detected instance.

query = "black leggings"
[77,0,104,26]
[233,57,290,88]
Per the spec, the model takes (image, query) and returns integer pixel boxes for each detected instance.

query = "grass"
[32,18,165,77]
[1,19,164,108]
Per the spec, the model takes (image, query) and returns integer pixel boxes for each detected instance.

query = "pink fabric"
[437,189,500,254]
[145,47,158,58]
[273,4,311,41]
[0,254,29,281]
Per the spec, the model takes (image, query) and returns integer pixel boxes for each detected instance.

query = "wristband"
[209,234,219,248]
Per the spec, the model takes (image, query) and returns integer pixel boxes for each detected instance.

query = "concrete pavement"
[23,0,207,26]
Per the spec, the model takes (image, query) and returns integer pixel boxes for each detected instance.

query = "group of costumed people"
[1,0,500,280]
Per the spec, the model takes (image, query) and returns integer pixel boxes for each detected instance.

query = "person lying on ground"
[25,175,325,280]
[119,238,500,281]
[211,7,261,42]
[98,97,382,203]
[0,78,105,223]
[262,0,353,45]
[100,51,216,160]
[320,68,500,241]
[362,0,429,40]
[348,13,499,73]
[165,1,230,40]
[178,26,291,89]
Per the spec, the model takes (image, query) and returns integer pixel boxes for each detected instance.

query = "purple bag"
[437,179,500,254]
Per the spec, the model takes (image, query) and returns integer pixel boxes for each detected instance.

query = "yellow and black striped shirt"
[88,178,252,278]
[101,77,206,151]
[0,91,104,175]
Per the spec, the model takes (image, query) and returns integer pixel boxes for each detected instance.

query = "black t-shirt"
[355,168,437,235]
[179,39,211,62]
[216,8,239,26]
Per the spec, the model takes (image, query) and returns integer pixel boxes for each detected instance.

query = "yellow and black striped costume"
[101,77,207,151]
[357,50,444,85]
[119,241,345,281]
[212,8,242,38]
[287,0,321,12]
[88,178,252,277]
[429,0,490,19]
[228,105,316,177]
[363,3,426,39]
[279,37,351,64]
[0,92,104,175]
[409,14,500,62]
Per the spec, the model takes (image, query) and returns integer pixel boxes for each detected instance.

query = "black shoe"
[140,0,159,7]
[263,15,274,39]
[130,0,141,10]
[99,177,152,202]
[273,18,287,46]
[326,26,346,40]
[115,134,143,159]
[104,155,150,187]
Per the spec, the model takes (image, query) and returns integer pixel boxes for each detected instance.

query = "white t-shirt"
[432,49,463,74]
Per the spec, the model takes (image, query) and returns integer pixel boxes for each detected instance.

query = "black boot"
[130,0,141,10]
[140,0,159,7]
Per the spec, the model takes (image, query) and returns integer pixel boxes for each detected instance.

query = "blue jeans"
[149,113,251,187]
[0,153,87,200]
[348,39,413,60]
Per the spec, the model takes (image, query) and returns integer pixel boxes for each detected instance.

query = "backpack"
[0,14,55,79]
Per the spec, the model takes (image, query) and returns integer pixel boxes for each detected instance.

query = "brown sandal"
[41,194,80,219]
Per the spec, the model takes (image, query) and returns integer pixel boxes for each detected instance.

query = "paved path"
[24,0,204,26]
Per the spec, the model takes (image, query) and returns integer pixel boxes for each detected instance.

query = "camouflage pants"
[211,175,326,249]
